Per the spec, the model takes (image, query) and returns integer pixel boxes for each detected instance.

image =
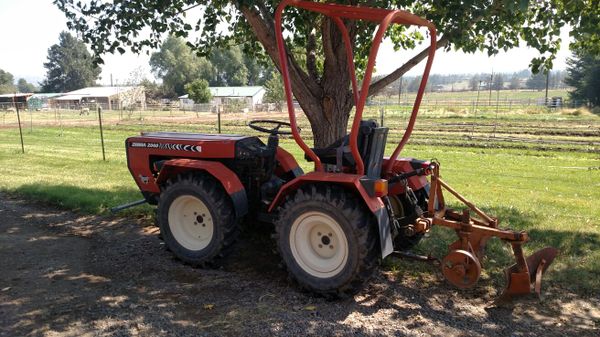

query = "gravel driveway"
[0,193,598,336]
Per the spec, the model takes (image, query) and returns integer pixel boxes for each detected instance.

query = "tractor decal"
[129,142,202,153]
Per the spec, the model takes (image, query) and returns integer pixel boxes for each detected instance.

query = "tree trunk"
[301,17,355,148]
[299,79,354,148]
[240,5,446,149]
[241,6,355,148]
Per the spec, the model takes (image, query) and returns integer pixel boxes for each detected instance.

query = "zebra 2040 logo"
[129,142,202,153]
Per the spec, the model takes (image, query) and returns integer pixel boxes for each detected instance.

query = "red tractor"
[124,0,556,300]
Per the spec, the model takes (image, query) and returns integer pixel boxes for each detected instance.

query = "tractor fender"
[268,172,394,258]
[156,159,248,218]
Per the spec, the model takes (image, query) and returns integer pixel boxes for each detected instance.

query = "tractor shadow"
[1,189,599,336]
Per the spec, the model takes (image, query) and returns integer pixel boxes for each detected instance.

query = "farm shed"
[0,93,33,110]
[51,86,146,110]
[179,86,266,109]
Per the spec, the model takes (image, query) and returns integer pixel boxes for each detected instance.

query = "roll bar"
[274,0,437,175]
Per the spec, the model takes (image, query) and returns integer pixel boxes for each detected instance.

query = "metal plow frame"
[415,164,558,303]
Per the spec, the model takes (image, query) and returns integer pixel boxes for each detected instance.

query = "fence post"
[98,106,106,161]
[380,107,384,126]
[217,107,221,134]
[493,89,500,138]
[14,98,25,154]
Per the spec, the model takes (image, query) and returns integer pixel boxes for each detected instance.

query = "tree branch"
[367,3,494,97]
[368,35,449,96]
[238,4,321,99]
[256,2,274,31]
[321,17,337,70]
[306,28,319,82]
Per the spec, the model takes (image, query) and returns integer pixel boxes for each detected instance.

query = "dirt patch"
[1,193,598,337]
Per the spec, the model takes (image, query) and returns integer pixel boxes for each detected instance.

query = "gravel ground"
[1,193,598,337]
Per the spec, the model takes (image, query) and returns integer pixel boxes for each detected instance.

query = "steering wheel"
[248,119,299,135]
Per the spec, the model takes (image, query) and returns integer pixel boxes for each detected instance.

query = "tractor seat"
[305,120,378,167]
[307,135,355,166]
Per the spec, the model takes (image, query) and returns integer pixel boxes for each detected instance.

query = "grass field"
[373,88,569,102]
[0,107,598,295]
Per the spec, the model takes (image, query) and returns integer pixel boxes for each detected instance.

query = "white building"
[51,86,146,110]
[179,86,266,109]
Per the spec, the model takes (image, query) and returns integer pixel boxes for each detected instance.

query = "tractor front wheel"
[275,185,379,297]
[158,173,238,267]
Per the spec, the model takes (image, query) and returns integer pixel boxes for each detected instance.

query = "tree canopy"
[526,72,546,91]
[150,36,271,96]
[17,79,37,93]
[149,36,214,96]
[55,0,599,146]
[565,49,600,107]
[0,69,16,94]
[509,74,520,90]
[40,32,101,93]
[185,79,212,103]
[263,71,285,104]
[492,74,505,90]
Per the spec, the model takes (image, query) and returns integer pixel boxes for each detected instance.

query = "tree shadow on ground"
[1,189,598,337]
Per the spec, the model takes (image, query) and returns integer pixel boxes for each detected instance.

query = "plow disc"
[442,249,481,289]
[409,164,558,302]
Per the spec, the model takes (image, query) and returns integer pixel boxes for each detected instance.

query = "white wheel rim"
[168,195,213,251]
[290,211,349,278]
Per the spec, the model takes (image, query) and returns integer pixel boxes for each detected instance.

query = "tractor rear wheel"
[275,185,379,297]
[158,173,238,267]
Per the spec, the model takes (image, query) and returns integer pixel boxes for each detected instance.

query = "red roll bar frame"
[274,0,437,175]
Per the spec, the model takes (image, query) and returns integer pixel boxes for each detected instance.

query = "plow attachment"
[411,164,558,302]
[498,246,559,303]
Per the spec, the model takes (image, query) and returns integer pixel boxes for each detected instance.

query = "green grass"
[0,112,598,295]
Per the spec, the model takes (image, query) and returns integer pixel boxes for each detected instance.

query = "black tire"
[275,184,379,297]
[158,172,239,267]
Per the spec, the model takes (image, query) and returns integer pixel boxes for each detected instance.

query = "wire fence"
[1,96,597,157]
[0,95,589,128]
[0,97,595,138]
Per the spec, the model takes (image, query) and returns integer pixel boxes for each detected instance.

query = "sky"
[0,0,573,86]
